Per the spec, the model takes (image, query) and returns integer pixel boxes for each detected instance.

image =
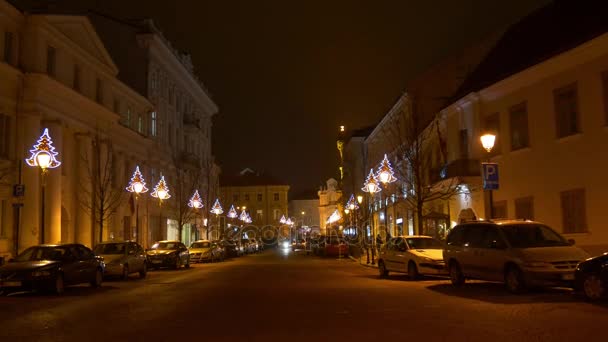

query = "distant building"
[318,178,343,235]
[289,190,320,232]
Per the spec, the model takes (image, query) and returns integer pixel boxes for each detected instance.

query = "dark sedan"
[575,253,608,301]
[146,240,190,269]
[0,244,104,294]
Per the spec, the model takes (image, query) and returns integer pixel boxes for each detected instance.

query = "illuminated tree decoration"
[25,128,61,171]
[279,215,286,224]
[376,154,397,184]
[151,175,171,200]
[126,166,149,194]
[245,213,252,224]
[188,190,203,209]
[227,205,238,219]
[362,169,381,194]
[210,199,223,215]
[239,209,248,222]
[346,194,359,211]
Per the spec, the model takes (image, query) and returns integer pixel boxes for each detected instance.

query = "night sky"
[47,0,547,195]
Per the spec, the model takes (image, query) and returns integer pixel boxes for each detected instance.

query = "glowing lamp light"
[151,175,171,201]
[480,134,496,153]
[227,205,238,219]
[344,209,350,214]
[357,195,363,204]
[346,194,359,211]
[126,166,149,194]
[188,190,203,209]
[376,154,397,184]
[210,199,223,215]
[240,210,248,222]
[25,128,61,171]
[362,169,381,194]
[279,215,286,224]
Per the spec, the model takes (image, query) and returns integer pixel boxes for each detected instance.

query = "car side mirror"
[568,238,575,246]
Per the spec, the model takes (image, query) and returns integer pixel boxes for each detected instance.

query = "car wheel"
[139,263,147,279]
[378,260,389,278]
[582,273,605,301]
[408,261,419,280]
[121,264,129,280]
[449,261,465,286]
[505,266,526,294]
[53,273,65,295]
[91,269,103,288]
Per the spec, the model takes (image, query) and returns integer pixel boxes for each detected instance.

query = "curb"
[348,255,377,268]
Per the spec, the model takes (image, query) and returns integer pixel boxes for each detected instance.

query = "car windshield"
[94,243,126,255]
[15,246,68,262]
[191,242,211,248]
[151,242,178,250]
[500,224,570,248]
[406,238,443,249]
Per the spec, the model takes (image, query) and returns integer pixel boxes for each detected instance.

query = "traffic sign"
[482,163,499,190]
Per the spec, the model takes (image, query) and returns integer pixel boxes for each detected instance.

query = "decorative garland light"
[188,190,203,209]
[279,215,286,224]
[376,154,397,184]
[239,209,248,222]
[151,175,171,200]
[126,166,149,194]
[362,169,381,194]
[210,199,223,215]
[346,194,359,211]
[227,205,238,219]
[25,128,61,172]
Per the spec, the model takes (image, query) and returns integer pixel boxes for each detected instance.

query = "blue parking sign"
[482,163,499,190]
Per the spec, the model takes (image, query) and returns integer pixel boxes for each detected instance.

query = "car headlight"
[32,269,53,277]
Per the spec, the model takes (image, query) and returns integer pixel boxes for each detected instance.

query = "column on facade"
[19,114,41,251]
[74,132,93,247]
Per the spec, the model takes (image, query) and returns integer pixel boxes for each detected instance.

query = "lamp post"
[345,194,359,238]
[188,190,203,241]
[151,175,171,241]
[227,205,238,239]
[376,154,397,238]
[210,199,223,240]
[480,133,497,220]
[362,169,380,264]
[126,166,149,244]
[25,128,61,244]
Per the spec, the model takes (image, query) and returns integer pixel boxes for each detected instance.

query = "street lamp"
[345,194,359,237]
[151,175,171,242]
[126,166,149,243]
[25,128,61,244]
[188,190,203,240]
[376,154,397,238]
[362,169,380,264]
[210,199,223,239]
[480,133,496,219]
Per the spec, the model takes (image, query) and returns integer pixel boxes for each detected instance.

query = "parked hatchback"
[146,241,190,270]
[378,236,447,279]
[443,220,590,293]
[93,241,147,279]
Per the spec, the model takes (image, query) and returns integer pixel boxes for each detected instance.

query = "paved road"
[0,248,607,342]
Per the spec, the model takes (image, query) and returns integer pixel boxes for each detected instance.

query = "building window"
[257,193,263,202]
[458,129,468,159]
[244,194,250,201]
[73,65,81,91]
[273,209,281,220]
[256,210,263,221]
[150,111,157,137]
[560,188,587,233]
[126,107,132,127]
[46,46,56,77]
[602,71,608,126]
[137,115,143,134]
[3,32,13,64]
[483,112,501,156]
[273,193,279,201]
[509,102,529,151]
[514,196,534,220]
[492,200,507,219]
[95,78,103,103]
[0,113,9,158]
[554,83,579,138]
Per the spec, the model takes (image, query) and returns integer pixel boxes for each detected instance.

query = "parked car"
[146,240,190,270]
[219,240,241,258]
[575,252,608,301]
[93,241,147,279]
[250,238,260,253]
[443,219,590,293]
[324,237,348,257]
[241,239,255,254]
[0,244,104,294]
[291,239,306,251]
[378,236,447,279]
[189,240,224,263]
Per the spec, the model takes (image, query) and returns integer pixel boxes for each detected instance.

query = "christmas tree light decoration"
[227,205,238,219]
[245,213,252,224]
[346,194,359,211]
[376,154,397,184]
[362,169,381,194]
[279,215,286,224]
[188,190,203,209]
[25,128,61,172]
[210,199,223,215]
[151,175,171,200]
[239,209,248,222]
[126,166,149,194]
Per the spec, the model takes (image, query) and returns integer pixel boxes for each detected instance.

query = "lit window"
[138,115,143,133]
[151,111,157,136]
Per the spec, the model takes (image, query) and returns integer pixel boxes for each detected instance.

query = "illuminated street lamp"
[376,154,398,238]
[362,169,380,265]
[25,128,61,244]
[480,133,497,219]
[279,215,286,224]
[188,190,203,240]
[126,166,149,243]
[151,175,171,243]
[210,199,223,239]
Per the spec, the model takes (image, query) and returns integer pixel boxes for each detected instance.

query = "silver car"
[93,241,148,280]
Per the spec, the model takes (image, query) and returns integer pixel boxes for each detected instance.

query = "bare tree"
[79,132,124,244]
[172,164,202,242]
[201,155,217,240]
[378,96,464,236]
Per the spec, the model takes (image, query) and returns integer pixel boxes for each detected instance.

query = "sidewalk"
[347,245,378,268]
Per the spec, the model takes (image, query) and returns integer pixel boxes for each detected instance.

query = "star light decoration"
[25,128,61,172]
[362,169,381,194]
[227,205,238,219]
[346,194,359,211]
[151,175,171,201]
[210,199,223,215]
[126,166,149,195]
[188,190,203,209]
[376,154,397,184]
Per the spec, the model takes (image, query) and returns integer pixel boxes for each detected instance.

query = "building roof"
[220,169,289,187]
[450,0,608,102]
